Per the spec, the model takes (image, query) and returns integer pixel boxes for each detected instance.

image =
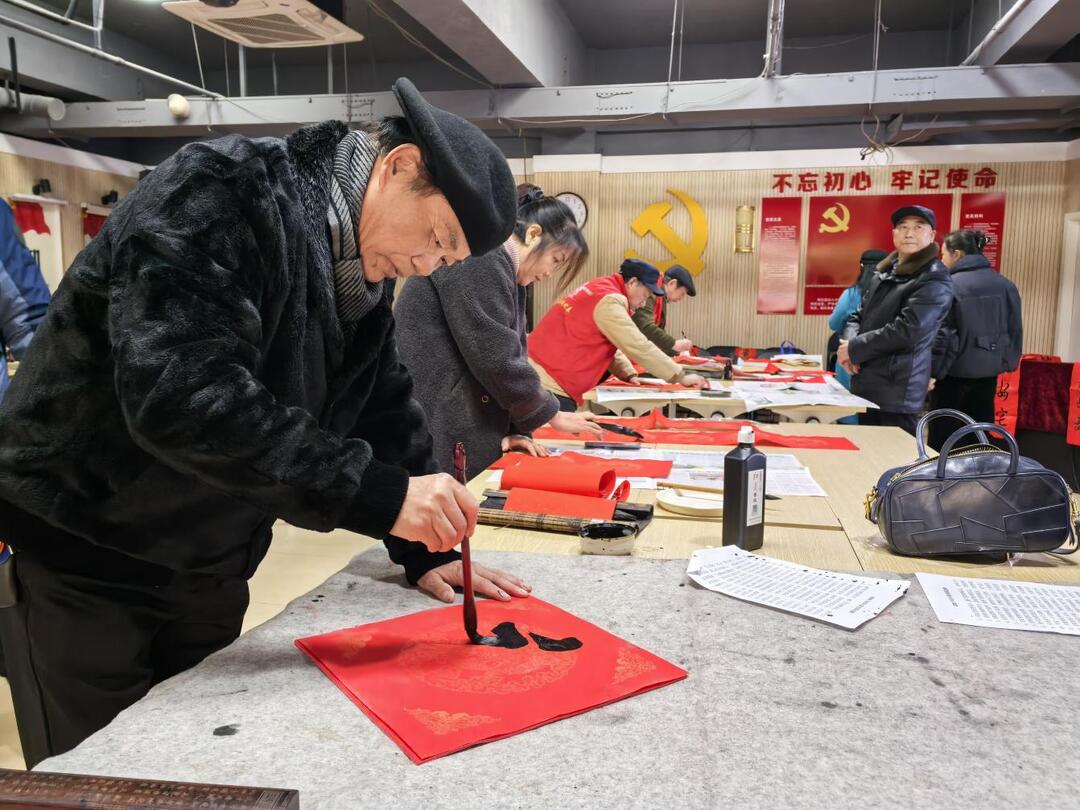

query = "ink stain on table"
[820,701,838,709]
[212,724,239,736]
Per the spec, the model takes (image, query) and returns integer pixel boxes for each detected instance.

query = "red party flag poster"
[296,597,687,764]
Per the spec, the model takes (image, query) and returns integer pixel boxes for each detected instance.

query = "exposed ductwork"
[0,85,63,118]
[2,63,1075,139]
[962,0,1037,65]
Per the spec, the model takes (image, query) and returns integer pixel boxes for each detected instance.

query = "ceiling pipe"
[0,0,99,33]
[0,86,63,118]
[763,0,786,77]
[0,11,223,98]
[961,0,1036,65]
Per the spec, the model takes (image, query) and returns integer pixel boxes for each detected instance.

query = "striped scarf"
[327,130,383,334]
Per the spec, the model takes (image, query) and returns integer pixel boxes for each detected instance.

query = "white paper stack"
[686,546,909,629]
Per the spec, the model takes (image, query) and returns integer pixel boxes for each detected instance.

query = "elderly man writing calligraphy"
[0,78,527,766]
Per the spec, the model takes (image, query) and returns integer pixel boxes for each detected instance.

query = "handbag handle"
[915,409,989,459]
[936,422,1019,478]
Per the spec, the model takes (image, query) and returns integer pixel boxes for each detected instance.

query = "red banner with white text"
[958,192,1006,272]
[756,197,801,314]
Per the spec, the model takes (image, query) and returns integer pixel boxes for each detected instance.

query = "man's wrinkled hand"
[837,341,861,375]
[417,560,532,604]
[548,411,604,439]
[681,373,708,389]
[389,473,477,553]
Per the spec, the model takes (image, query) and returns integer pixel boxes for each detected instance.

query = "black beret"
[890,204,936,230]
[664,265,696,296]
[392,77,516,257]
[620,258,665,295]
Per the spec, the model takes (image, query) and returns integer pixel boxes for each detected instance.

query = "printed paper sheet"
[686,546,909,629]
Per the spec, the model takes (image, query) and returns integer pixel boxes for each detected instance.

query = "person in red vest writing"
[528,258,709,410]
[631,264,697,356]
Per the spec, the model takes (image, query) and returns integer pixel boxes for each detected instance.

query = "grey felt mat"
[41,548,1080,809]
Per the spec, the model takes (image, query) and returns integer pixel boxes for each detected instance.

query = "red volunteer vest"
[529,273,631,404]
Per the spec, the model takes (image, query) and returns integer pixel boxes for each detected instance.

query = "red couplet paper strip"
[1068,363,1080,447]
[490,451,673,479]
[534,411,858,450]
[599,379,690,391]
[559,451,673,478]
[500,455,616,496]
[295,598,688,764]
[504,487,617,520]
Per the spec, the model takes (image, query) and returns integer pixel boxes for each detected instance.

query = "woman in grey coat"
[396,185,600,479]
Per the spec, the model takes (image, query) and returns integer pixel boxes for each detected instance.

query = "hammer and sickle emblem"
[818,202,851,234]
[624,189,708,276]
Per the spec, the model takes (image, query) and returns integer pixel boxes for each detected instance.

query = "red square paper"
[295,598,687,763]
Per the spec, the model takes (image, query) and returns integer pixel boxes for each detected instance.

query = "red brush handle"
[453,442,480,642]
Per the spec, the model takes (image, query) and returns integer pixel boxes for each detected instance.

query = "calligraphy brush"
[453,442,498,646]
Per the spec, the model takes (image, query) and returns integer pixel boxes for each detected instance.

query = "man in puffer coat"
[0,78,528,767]
[838,205,954,435]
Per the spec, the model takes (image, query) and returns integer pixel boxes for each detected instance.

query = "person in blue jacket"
[827,249,886,423]
[0,199,51,402]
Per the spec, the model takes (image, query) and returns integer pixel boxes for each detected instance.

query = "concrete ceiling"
[0,0,1076,161]
[29,0,468,70]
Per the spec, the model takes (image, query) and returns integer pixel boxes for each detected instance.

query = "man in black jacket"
[838,205,953,435]
[0,78,527,766]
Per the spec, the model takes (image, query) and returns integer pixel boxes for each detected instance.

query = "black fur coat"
[0,121,456,583]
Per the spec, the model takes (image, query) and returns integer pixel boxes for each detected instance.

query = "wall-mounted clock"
[555,192,588,229]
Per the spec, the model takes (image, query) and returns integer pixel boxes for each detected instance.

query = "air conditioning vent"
[162,0,364,48]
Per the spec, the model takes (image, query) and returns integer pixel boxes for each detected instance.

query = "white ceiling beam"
[2,63,1076,138]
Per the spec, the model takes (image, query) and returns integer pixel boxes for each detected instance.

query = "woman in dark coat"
[929,229,1023,449]
[396,185,601,479]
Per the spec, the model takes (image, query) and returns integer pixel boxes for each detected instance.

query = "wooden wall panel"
[0,151,138,273]
[1065,159,1080,214]
[528,160,1066,355]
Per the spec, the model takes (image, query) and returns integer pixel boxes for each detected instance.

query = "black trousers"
[858,409,919,436]
[0,552,248,768]
[928,376,998,451]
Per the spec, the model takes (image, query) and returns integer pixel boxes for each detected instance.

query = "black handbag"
[865,409,1079,558]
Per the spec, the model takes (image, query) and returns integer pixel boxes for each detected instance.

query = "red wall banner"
[12,200,49,235]
[756,197,801,314]
[958,192,1005,271]
[803,193,954,315]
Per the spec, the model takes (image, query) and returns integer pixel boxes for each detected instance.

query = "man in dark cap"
[631,263,697,356]
[0,78,526,766]
[838,205,953,435]
[529,258,708,410]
